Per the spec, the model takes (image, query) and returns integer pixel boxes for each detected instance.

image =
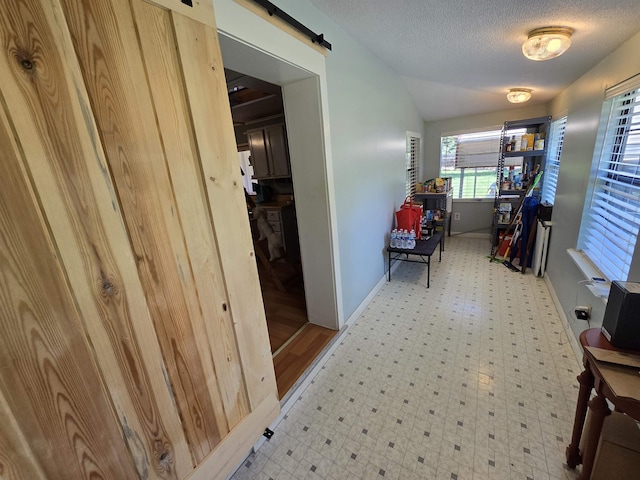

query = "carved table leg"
[578,393,611,480]
[566,369,594,468]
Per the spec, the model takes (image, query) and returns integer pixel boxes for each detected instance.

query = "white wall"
[546,30,640,340]
[316,9,425,318]
[213,0,424,324]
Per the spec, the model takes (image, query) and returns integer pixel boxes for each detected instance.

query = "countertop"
[250,195,294,209]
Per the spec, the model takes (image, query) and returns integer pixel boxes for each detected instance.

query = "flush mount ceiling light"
[522,27,574,61]
[507,88,532,103]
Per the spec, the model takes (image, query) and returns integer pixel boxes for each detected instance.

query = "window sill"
[452,198,494,203]
[567,248,610,302]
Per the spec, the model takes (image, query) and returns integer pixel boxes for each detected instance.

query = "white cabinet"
[266,208,284,245]
[262,204,300,260]
[247,124,291,179]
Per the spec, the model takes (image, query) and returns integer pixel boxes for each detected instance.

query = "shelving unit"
[490,116,551,257]
[415,187,453,249]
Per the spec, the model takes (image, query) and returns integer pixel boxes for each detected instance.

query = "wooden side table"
[566,328,640,479]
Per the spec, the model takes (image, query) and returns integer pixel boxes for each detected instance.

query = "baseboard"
[450,231,491,239]
[345,269,393,328]
[544,275,583,365]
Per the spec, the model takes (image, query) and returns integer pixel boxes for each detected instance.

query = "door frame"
[217,19,342,331]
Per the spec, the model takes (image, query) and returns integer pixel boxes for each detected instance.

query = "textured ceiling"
[308,0,640,121]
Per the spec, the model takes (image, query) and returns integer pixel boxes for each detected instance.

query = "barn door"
[0,0,278,479]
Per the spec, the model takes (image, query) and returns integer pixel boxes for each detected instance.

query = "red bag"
[395,196,423,239]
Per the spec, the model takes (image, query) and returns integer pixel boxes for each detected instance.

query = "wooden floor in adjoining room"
[258,259,337,399]
[272,323,336,399]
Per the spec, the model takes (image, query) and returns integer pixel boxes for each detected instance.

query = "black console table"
[387,232,443,287]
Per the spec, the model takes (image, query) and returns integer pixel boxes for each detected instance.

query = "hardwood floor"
[272,323,336,399]
[258,259,307,352]
[257,257,337,398]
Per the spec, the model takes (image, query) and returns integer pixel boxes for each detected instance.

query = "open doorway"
[223,65,337,399]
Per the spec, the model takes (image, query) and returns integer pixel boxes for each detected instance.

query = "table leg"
[566,368,594,468]
[427,255,430,288]
[578,392,611,480]
[388,251,391,281]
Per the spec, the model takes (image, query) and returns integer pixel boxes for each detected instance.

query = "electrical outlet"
[454,212,461,221]
[574,305,591,321]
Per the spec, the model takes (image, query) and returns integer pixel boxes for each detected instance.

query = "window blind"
[541,116,567,205]
[455,130,500,168]
[579,79,640,281]
[455,129,523,169]
[406,135,419,198]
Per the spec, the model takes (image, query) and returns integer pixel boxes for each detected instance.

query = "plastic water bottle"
[402,229,408,249]
[390,229,397,248]
[409,229,416,249]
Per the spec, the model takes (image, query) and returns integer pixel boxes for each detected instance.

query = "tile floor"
[231,236,583,480]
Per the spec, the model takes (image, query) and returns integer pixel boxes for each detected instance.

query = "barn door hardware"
[249,0,332,50]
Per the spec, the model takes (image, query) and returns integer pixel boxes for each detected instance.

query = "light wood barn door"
[0,0,279,479]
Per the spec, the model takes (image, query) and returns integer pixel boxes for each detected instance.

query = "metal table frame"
[387,232,443,288]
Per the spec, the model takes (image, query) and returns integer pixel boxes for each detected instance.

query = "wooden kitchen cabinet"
[247,123,291,179]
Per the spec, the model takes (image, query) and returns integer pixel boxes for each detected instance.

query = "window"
[578,75,640,281]
[541,116,567,205]
[441,128,522,199]
[406,133,420,199]
[238,150,255,194]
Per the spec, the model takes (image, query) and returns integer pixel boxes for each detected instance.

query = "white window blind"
[455,129,523,169]
[541,116,567,205]
[578,75,640,281]
[406,135,419,198]
[455,130,501,168]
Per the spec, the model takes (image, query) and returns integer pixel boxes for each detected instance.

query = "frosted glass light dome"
[507,89,532,103]
[522,27,573,61]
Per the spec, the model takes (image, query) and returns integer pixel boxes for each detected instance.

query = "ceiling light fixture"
[507,88,532,104]
[522,27,574,61]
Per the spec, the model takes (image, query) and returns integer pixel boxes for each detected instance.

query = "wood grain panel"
[0,97,137,479]
[186,391,280,480]
[0,388,47,480]
[143,0,215,28]
[131,0,249,439]
[58,0,236,464]
[1,0,279,477]
[0,0,191,477]
[172,11,279,413]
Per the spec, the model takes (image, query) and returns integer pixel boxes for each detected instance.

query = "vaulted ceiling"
[309,0,640,121]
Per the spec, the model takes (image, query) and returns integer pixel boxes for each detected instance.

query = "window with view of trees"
[441,134,496,199]
[443,124,568,201]
[578,76,640,281]
[441,129,523,199]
